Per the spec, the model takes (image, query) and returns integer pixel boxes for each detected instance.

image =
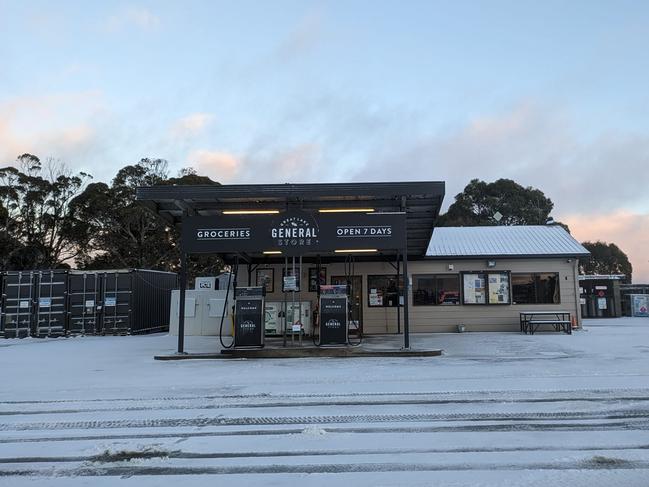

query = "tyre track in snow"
[1,420,647,445]
[2,391,649,479]
[3,443,649,464]
[3,395,649,417]
[4,460,649,477]
[3,410,649,432]
[2,387,649,405]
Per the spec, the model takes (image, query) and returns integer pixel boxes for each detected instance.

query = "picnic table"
[520,311,572,335]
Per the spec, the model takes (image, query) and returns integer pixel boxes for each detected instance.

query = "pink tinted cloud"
[170,113,214,138]
[561,211,649,283]
[0,91,104,165]
[187,150,239,182]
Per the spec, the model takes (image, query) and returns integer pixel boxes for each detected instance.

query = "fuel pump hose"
[219,264,237,349]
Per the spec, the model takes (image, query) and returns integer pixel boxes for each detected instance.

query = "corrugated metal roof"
[426,225,590,258]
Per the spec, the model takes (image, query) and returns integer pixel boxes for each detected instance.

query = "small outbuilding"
[417,225,589,331]
[578,274,625,318]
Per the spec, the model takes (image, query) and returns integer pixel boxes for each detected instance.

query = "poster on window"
[308,267,326,292]
[369,292,382,306]
[255,268,274,293]
[632,295,649,317]
[488,272,510,304]
[282,268,300,292]
[597,297,608,310]
[463,273,486,304]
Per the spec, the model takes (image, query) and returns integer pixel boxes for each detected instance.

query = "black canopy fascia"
[136,181,444,258]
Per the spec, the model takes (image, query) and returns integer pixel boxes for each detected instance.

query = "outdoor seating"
[520,311,572,335]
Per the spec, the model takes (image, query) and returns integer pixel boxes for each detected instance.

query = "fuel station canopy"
[136,181,445,352]
[137,181,445,261]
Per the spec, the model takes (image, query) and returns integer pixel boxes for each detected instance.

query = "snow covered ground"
[1,317,649,486]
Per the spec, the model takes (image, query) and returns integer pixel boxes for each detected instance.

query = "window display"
[462,273,486,304]
[413,275,460,305]
[512,273,560,304]
[462,272,510,305]
[488,272,510,304]
[367,275,403,307]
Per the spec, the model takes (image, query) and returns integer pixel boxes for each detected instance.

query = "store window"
[512,273,560,304]
[462,272,510,305]
[413,275,460,306]
[368,275,403,307]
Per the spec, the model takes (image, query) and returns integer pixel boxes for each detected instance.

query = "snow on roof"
[426,225,590,258]
[578,274,626,280]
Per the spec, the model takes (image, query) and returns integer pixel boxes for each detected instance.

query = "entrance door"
[331,275,363,333]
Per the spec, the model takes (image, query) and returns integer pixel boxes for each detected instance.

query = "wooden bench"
[520,312,572,335]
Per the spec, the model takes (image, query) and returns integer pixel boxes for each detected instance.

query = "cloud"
[275,10,323,61]
[187,150,240,182]
[349,102,649,216]
[170,113,214,138]
[182,143,325,184]
[239,143,324,183]
[105,6,161,32]
[562,211,649,284]
[0,91,105,167]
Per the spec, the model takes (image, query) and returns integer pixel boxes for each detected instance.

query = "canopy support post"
[177,241,188,354]
[401,197,410,350]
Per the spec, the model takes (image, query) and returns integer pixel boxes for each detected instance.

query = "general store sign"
[182,210,406,255]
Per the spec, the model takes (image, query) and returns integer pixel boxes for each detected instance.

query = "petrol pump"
[233,286,265,348]
[318,284,348,346]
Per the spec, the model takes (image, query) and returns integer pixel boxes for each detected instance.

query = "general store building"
[137,182,589,348]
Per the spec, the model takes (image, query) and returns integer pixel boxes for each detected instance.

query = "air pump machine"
[233,286,265,348]
[318,284,348,346]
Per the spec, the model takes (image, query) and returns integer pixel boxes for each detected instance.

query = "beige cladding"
[238,257,581,334]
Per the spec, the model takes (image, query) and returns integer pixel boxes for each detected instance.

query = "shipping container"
[68,271,102,334]
[34,270,68,337]
[1,271,35,338]
[578,276,623,318]
[1,270,68,338]
[1,268,177,338]
[621,284,649,316]
[0,272,4,337]
[92,269,178,335]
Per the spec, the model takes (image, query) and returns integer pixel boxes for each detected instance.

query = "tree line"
[0,156,633,281]
[0,154,221,277]
[439,178,633,281]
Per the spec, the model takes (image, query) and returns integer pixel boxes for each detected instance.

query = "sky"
[1,0,648,282]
